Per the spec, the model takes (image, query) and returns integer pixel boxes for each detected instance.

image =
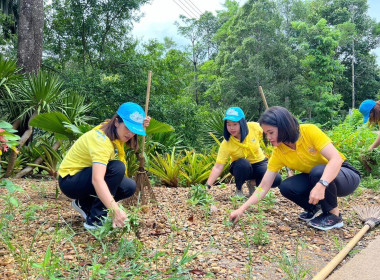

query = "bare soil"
[0,178,379,279]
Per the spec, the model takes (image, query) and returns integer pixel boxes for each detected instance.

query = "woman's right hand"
[229,208,244,224]
[112,207,128,228]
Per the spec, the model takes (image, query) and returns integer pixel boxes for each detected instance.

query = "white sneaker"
[235,189,245,197]
[71,200,87,220]
[83,222,98,230]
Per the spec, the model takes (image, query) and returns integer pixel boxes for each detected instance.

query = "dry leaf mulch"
[0,178,379,279]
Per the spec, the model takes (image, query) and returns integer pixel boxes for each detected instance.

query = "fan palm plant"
[0,55,23,121]
[199,109,225,149]
[5,71,68,177]
[61,92,94,126]
[15,92,94,178]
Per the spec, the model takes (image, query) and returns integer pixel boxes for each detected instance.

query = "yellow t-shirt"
[216,122,266,165]
[267,124,346,174]
[58,129,115,178]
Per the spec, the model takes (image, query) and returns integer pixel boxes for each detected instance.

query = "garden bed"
[1,178,379,279]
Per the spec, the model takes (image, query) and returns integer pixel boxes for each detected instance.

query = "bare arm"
[229,170,278,223]
[92,163,127,228]
[308,143,343,205]
[369,133,380,151]
[207,163,225,187]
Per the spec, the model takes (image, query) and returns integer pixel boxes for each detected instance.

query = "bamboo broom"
[312,205,380,280]
[129,70,156,206]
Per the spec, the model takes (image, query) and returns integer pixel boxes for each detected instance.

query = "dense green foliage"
[41,1,376,145]
[1,0,380,181]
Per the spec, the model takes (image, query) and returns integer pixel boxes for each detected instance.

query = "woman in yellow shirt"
[230,106,361,231]
[58,102,150,230]
[359,99,380,151]
[206,107,281,196]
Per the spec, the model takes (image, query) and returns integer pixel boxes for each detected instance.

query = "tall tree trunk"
[17,0,44,74]
[6,0,44,177]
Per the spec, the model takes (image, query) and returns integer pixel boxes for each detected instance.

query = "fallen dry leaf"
[189,269,207,275]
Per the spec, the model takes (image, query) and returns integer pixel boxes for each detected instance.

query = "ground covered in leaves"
[1,178,379,279]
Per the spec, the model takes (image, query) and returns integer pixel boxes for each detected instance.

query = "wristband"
[318,179,329,187]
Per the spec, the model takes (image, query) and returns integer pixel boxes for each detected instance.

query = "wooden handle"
[141,70,152,155]
[258,86,269,110]
[144,70,152,115]
[312,224,370,280]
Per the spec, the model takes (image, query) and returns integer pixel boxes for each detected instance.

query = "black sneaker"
[71,199,88,220]
[247,180,256,196]
[298,205,322,221]
[308,212,343,231]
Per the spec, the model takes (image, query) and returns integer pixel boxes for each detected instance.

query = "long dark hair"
[369,101,380,124]
[100,114,139,151]
[259,106,299,144]
[224,118,249,143]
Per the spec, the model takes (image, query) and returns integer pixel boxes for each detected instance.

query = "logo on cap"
[130,112,144,124]
[226,108,239,117]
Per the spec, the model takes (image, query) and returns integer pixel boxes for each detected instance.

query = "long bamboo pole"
[258,86,269,110]
[141,70,152,155]
[312,225,370,280]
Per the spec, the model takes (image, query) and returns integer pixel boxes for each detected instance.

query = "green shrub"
[180,150,213,187]
[187,184,214,207]
[147,148,184,187]
[327,109,377,176]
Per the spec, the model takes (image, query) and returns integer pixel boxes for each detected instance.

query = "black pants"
[59,160,136,224]
[279,163,361,213]
[230,158,282,190]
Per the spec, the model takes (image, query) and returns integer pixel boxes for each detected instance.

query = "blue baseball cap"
[359,100,376,123]
[117,102,146,136]
[223,107,245,122]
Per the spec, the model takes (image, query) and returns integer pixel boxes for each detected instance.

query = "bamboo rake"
[312,205,380,280]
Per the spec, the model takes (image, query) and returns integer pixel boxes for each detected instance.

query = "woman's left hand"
[309,185,325,205]
[143,116,151,128]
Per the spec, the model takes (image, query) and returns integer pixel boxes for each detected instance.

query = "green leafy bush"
[327,110,377,176]
[359,149,380,177]
[180,150,213,187]
[147,148,184,187]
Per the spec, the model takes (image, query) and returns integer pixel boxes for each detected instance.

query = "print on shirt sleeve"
[95,130,106,142]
